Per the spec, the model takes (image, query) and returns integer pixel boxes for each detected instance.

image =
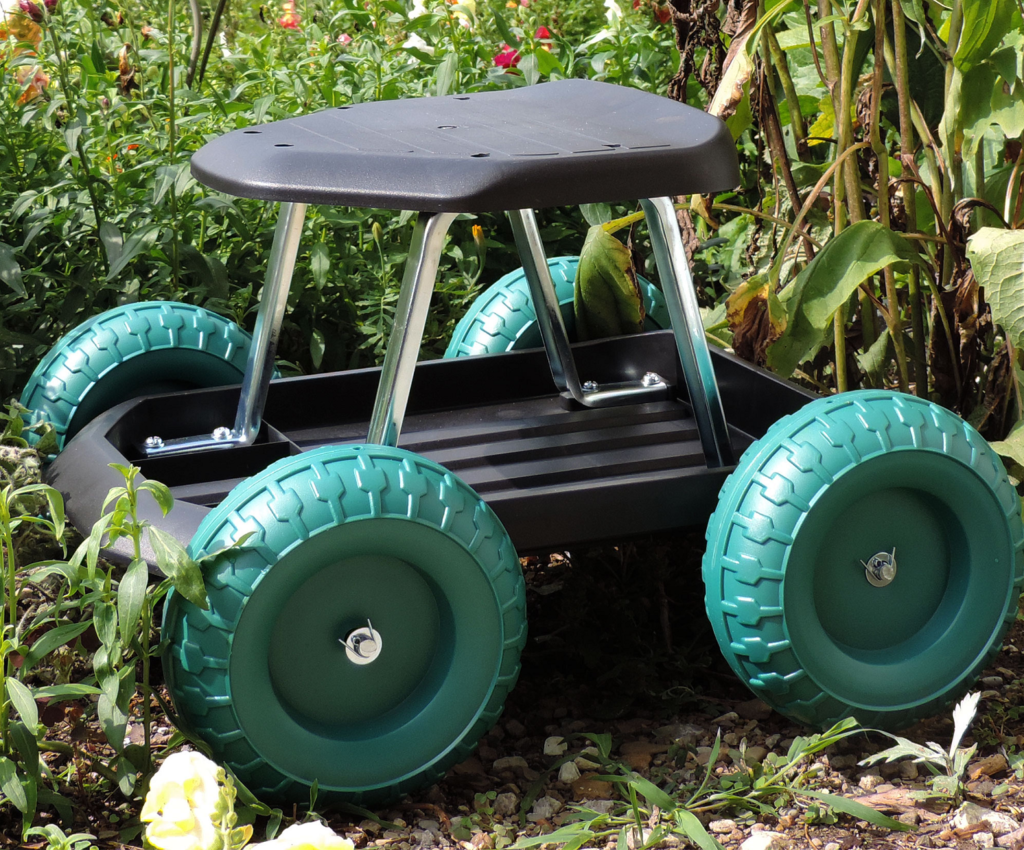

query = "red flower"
[18,0,44,23]
[654,3,670,23]
[534,25,550,38]
[494,43,518,67]
[279,0,300,28]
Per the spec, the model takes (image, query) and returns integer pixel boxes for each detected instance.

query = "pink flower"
[337,32,351,44]
[534,25,550,38]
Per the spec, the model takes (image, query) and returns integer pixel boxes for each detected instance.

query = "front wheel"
[703,390,1024,730]
[163,444,527,805]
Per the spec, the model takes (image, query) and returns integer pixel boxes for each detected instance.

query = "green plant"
[859,690,982,804]
[513,719,909,850]
[23,824,98,850]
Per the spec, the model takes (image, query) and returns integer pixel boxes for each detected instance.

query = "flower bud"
[43,0,56,12]
[18,0,43,23]
[371,221,383,245]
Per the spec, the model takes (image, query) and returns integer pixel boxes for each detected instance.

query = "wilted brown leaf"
[726,275,786,365]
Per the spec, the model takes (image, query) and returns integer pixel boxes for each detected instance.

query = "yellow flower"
[0,0,43,54]
[141,751,232,850]
[258,822,354,850]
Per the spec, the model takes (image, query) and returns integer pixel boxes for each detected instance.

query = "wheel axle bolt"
[862,549,897,588]
[641,372,662,388]
[582,380,599,392]
[144,435,164,449]
[343,621,383,665]
[212,426,233,441]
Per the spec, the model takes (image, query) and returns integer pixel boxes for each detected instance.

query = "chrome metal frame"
[641,197,731,467]
[367,211,458,447]
[144,202,307,457]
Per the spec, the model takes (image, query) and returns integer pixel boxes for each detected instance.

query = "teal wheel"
[703,390,1024,730]
[20,301,257,450]
[163,444,527,805]
[444,255,669,357]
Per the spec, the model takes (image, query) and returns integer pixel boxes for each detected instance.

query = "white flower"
[949,691,981,759]
[604,0,623,26]
[403,31,433,54]
[409,0,428,18]
[141,751,231,850]
[257,821,354,850]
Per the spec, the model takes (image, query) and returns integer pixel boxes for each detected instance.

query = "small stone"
[953,803,1019,837]
[620,741,669,770]
[417,820,440,832]
[899,761,919,781]
[527,796,563,822]
[558,761,581,783]
[492,756,528,772]
[898,812,920,826]
[736,698,773,720]
[656,723,703,745]
[695,747,722,765]
[410,830,436,846]
[585,800,615,814]
[709,820,737,834]
[504,718,526,737]
[574,756,601,770]
[974,832,995,848]
[723,732,740,747]
[543,736,567,757]
[764,734,781,749]
[740,832,785,850]
[981,676,1004,688]
[626,828,652,850]
[359,821,381,835]
[493,792,518,817]
[824,843,841,850]
[858,772,885,792]
[712,711,739,727]
[572,775,615,799]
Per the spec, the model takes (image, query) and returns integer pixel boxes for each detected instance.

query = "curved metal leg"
[640,196,732,468]
[367,211,458,447]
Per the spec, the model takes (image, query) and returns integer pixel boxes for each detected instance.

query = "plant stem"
[871,0,907,392]
[167,0,181,291]
[763,22,808,158]
[890,3,928,396]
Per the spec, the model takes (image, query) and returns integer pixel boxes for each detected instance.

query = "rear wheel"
[163,444,527,805]
[445,255,669,357]
[703,390,1024,730]
[20,301,256,449]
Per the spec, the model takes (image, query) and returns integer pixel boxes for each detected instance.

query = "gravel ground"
[4,538,1024,850]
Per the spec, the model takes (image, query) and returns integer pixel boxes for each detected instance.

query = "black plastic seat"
[190,79,739,212]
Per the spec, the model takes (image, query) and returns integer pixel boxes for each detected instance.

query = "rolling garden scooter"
[20,79,1024,805]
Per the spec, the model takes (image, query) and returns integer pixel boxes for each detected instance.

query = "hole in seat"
[454,96,470,100]
[243,130,261,134]
[438,125,457,129]
[274,143,294,147]
[470,152,490,157]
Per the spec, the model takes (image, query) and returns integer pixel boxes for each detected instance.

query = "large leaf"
[6,679,38,728]
[149,526,209,609]
[967,228,1024,350]
[574,226,644,342]
[954,0,1017,72]
[117,559,149,644]
[797,789,912,832]
[673,810,724,850]
[20,621,93,674]
[0,242,25,298]
[766,222,926,377]
[0,757,28,813]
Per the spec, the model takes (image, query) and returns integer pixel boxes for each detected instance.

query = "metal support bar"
[509,209,583,398]
[367,211,458,447]
[640,196,732,468]
[144,201,306,456]
[509,209,671,408]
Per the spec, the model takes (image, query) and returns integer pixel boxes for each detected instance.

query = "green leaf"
[105,224,161,281]
[673,810,723,850]
[0,242,26,298]
[310,328,326,370]
[149,526,209,609]
[968,228,1024,350]
[139,480,174,517]
[954,0,1017,72]
[574,226,645,342]
[580,204,612,226]
[491,5,521,48]
[435,52,457,98]
[99,222,123,271]
[6,680,38,728]
[20,622,92,673]
[31,683,101,701]
[94,600,118,649]
[10,722,39,781]
[767,221,926,377]
[513,825,597,848]
[797,789,913,831]
[310,242,330,290]
[627,774,676,811]
[0,757,28,813]
[117,559,149,644]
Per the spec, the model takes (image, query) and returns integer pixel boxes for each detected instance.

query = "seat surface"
[190,79,739,212]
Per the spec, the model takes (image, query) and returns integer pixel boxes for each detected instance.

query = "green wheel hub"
[703,390,1024,730]
[20,301,256,449]
[164,444,526,805]
[444,255,669,357]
